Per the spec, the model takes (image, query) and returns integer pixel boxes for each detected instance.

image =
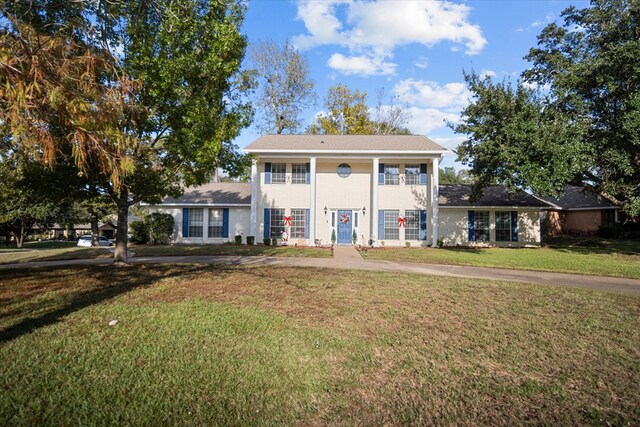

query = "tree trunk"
[16,223,25,248]
[90,214,99,247]
[114,185,130,263]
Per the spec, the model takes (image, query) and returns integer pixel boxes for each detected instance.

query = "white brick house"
[153,134,550,246]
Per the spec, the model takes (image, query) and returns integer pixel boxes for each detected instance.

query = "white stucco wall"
[151,206,252,244]
[439,208,542,247]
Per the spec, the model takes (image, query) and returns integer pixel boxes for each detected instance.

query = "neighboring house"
[153,134,552,247]
[153,182,251,244]
[438,185,550,246]
[36,222,117,240]
[540,186,621,236]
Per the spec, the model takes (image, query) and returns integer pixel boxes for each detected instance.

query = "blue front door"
[337,210,352,244]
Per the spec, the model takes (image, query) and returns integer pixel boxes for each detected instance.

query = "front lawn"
[0,243,330,264]
[363,242,640,279]
[1,265,638,425]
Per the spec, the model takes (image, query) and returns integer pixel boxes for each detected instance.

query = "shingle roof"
[245,134,446,152]
[439,185,551,208]
[538,185,618,210]
[161,182,251,205]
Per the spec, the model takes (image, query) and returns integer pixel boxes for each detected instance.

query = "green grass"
[1,265,639,425]
[364,242,640,279]
[0,243,330,264]
[131,243,331,258]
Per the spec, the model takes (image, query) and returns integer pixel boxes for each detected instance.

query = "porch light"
[362,206,366,216]
[324,206,328,216]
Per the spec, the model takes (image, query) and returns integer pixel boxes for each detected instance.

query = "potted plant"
[263,237,271,246]
[234,235,242,245]
[331,228,336,245]
[352,229,357,245]
[246,236,255,245]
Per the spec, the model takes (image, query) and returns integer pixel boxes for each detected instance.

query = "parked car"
[77,236,113,247]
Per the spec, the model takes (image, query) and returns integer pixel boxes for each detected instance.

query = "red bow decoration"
[397,216,406,227]
[283,215,292,226]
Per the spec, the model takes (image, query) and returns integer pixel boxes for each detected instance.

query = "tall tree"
[439,167,474,185]
[452,0,640,217]
[0,0,253,262]
[249,39,315,134]
[371,88,412,135]
[307,84,373,135]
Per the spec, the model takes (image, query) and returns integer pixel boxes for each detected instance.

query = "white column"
[309,157,317,245]
[432,157,440,247]
[249,159,258,243]
[372,157,379,241]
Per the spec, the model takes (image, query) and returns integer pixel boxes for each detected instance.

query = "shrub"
[437,238,444,248]
[246,236,255,245]
[147,212,174,245]
[263,237,271,246]
[405,241,411,248]
[331,229,336,244]
[234,235,242,245]
[271,238,277,246]
[598,223,624,239]
[352,229,357,244]
[130,220,149,244]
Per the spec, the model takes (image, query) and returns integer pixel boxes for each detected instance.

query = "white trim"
[560,206,620,211]
[432,158,439,247]
[245,149,448,156]
[309,157,317,245]
[372,157,379,241]
[250,160,258,240]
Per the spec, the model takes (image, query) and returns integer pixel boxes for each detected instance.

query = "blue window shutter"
[511,211,518,242]
[420,210,427,240]
[420,163,427,185]
[182,208,189,238]
[378,210,385,240]
[222,208,229,238]
[305,163,310,184]
[265,162,271,184]
[378,163,385,185]
[468,211,475,241]
[264,208,270,239]
[305,209,310,238]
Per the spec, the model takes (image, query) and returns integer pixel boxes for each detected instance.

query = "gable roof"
[538,185,619,210]
[245,134,446,154]
[160,182,251,205]
[439,185,551,208]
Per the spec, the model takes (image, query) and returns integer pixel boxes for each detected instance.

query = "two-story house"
[153,134,549,247]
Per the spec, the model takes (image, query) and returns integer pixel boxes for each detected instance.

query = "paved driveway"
[1,246,639,295]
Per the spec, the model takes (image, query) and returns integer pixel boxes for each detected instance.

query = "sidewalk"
[1,246,639,295]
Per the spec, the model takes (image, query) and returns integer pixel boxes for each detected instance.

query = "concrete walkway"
[1,246,639,295]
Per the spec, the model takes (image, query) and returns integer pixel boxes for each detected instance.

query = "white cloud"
[431,136,466,152]
[480,69,496,79]
[405,107,459,134]
[414,56,429,69]
[516,13,555,32]
[327,52,396,76]
[394,79,470,109]
[293,0,487,76]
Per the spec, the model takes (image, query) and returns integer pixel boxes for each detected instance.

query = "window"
[290,209,306,238]
[208,209,223,238]
[384,164,400,185]
[292,164,306,184]
[404,210,420,240]
[271,163,286,184]
[495,211,518,242]
[383,210,399,240]
[471,211,490,241]
[270,208,285,238]
[337,163,351,178]
[495,212,511,242]
[405,164,420,185]
[188,208,203,238]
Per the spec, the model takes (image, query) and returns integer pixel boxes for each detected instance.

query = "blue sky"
[237,0,589,168]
